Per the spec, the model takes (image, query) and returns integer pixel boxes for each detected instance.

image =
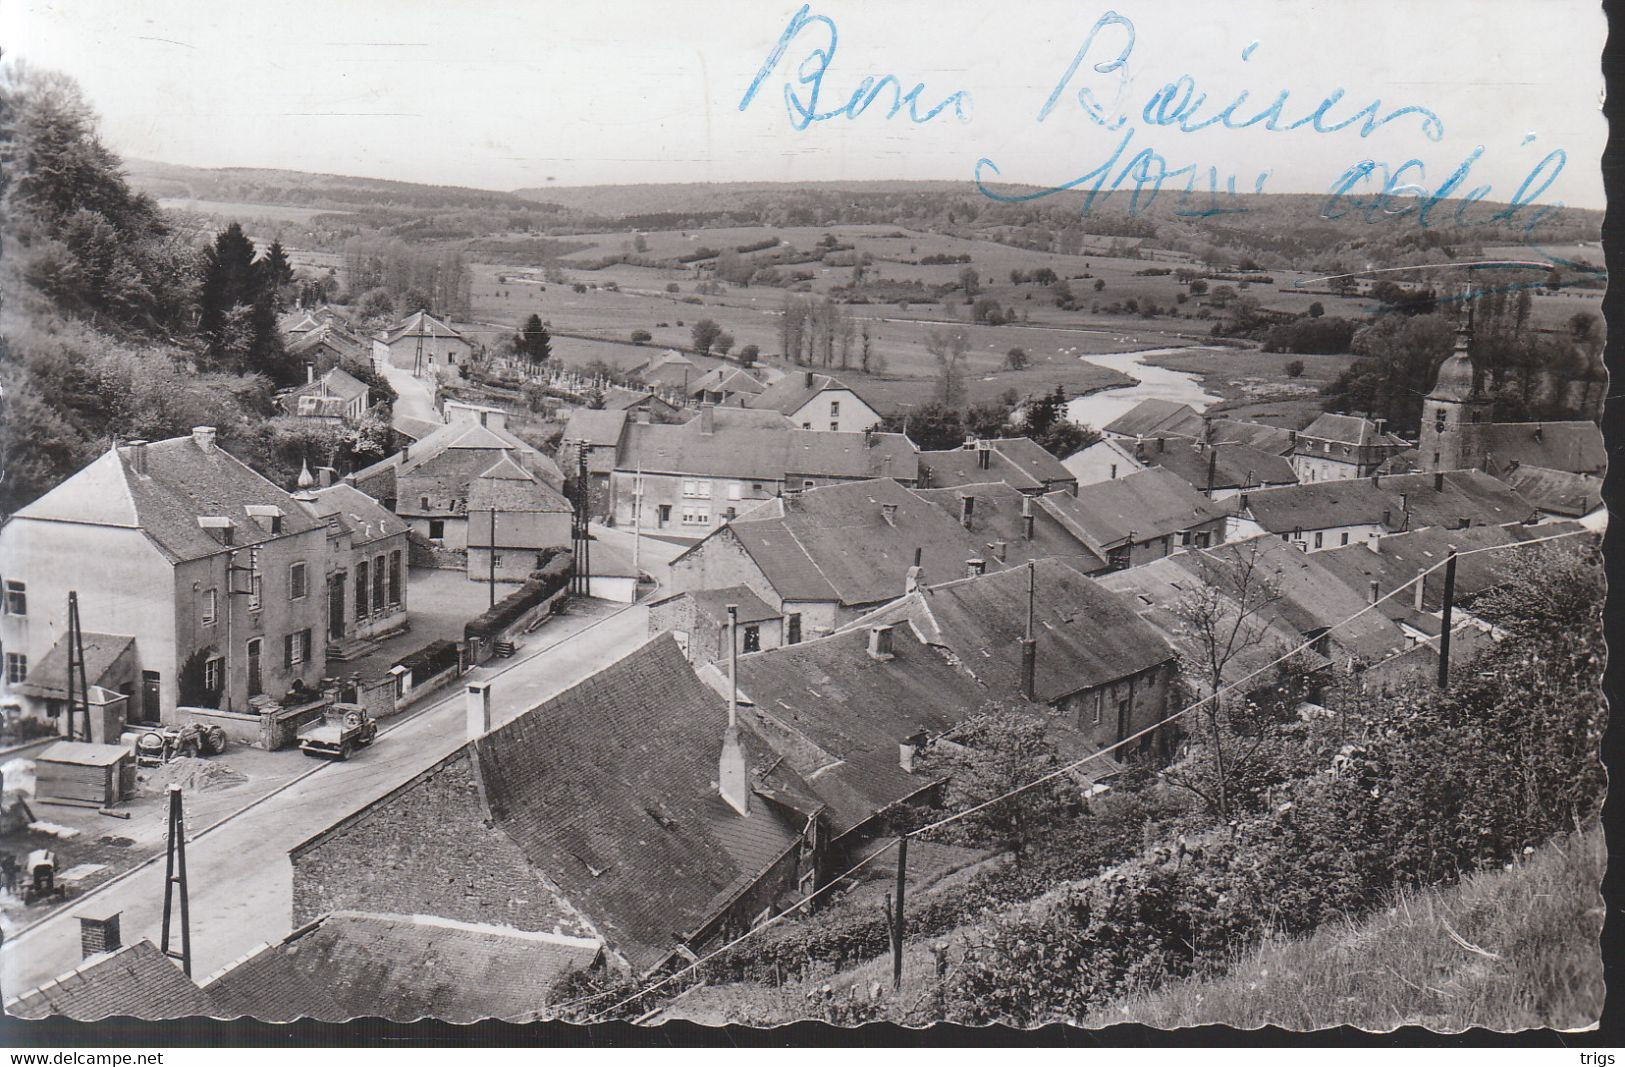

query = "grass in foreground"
[1087,825,1605,1033]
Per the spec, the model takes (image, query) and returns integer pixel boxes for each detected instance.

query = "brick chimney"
[306,361,316,385]
[126,440,149,476]
[977,443,991,470]
[959,493,975,528]
[898,740,916,773]
[700,405,716,435]
[466,680,493,741]
[719,725,750,816]
[1413,574,1426,610]
[76,908,121,959]
[1368,579,1380,605]
[867,624,896,661]
[192,426,217,454]
[965,558,986,578]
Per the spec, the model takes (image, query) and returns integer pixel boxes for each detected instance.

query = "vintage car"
[297,703,378,760]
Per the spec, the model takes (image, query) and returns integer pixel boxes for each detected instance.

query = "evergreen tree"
[514,314,552,367]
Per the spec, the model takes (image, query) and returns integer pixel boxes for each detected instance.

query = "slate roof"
[674,585,784,625]
[1040,467,1230,550]
[287,324,367,363]
[1204,418,1297,455]
[16,632,136,701]
[6,941,217,1020]
[1297,412,1407,449]
[1478,422,1606,476]
[1240,470,1538,534]
[382,309,466,345]
[615,408,917,483]
[392,415,444,443]
[204,912,602,1024]
[287,365,369,405]
[1500,464,1603,517]
[724,625,990,835]
[351,416,564,498]
[708,478,1003,607]
[1103,399,1204,438]
[561,408,629,449]
[1136,438,1298,492]
[913,482,1107,574]
[299,483,403,545]
[469,635,803,974]
[601,387,679,413]
[748,371,876,419]
[689,367,765,398]
[862,559,1175,703]
[467,456,573,514]
[11,435,324,564]
[920,438,1076,492]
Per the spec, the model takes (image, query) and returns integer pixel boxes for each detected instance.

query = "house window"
[388,551,403,606]
[830,400,841,417]
[203,656,223,693]
[681,507,710,526]
[787,613,803,644]
[1194,532,1211,549]
[420,496,430,510]
[5,653,27,685]
[356,559,370,618]
[1313,531,1324,549]
[201,588,218,626]
[803,479,815,490]
[743,624,761,652]
[428,519,445,540]
[1341,532,1350,546]
[373,554,386,611]
[1092,691,1104,725]
[289,561,308,600]
[492,554,504,567]
[830,422,839,431]
[802,422,812,430]
[682,480,711,499]
[284,628,312,668]
[248,548,262,612]
[3,581,26,616]
[751,483,764,494]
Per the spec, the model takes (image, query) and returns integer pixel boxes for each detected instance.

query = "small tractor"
[23,849,67,905]
[135,722,228,767]
[297,703,378,761]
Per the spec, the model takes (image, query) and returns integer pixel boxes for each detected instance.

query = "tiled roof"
[1299,413,1406,449]
[17,632,135,701]
[864,559,1174,702]
[1478,422,1605,476]
[561,409,629,448]
[1241,470,1537,534]
[468,456,573,513]
[689,367,765,397]
[367,418,564,487]
[205,912,602,1024]
[392,415,444,443]
[1103,399,1204,438]
[6,941,217,1020]
[1500,464,1603,517]
[747,372,875,419]
[1205,418,1297,455]
[724,625,989,835]
[615,408,916,483]
[293,365,369,403]
[299,483,403,545]
[383,309,466,345]
[679,585,783,625]
[721,478,1002,607]
[601,387,678,413]
[913,482,1107,574]
[287,325,367,362]
[470,635,802,974]
[12,435,324,563]
[1041,468,1230,550]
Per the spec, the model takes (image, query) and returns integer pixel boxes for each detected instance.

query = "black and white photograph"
[0,0,1612,1046]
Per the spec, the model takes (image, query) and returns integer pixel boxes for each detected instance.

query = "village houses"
[374,309,473,377]
[1039,467,1232,570]
[745,370,884,433]
[292,480,410,655]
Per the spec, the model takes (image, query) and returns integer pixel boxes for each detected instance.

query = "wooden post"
[488,508,497,608]
[1437,549,1459,689]
[160,785,191,976]
[892,835,909,991]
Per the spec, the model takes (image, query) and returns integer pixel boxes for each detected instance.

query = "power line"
[581,524,1592,1020]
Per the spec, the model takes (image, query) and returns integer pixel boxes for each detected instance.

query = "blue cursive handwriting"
[1322,146,1568,232]
[739,5,971,129]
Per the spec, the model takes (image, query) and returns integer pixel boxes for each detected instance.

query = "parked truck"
[297,703,378,760]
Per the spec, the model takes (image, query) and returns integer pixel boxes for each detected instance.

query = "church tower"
[1418,296,1491,471]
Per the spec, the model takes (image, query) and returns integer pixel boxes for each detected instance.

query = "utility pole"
[1437,548,1459,689]
[488,508,497,609]
[891,835,909,991]
[632,425,644,579]
[727,604,739,729]
[160,785,192,976]
[65,592,91,742]
[1020,561,1037,701]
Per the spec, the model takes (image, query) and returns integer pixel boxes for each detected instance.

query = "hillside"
[1088,824,1605,1032]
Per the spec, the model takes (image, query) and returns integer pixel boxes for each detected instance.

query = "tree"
[1284,359,1305,378]
[958,266,981,303]
[1167,540,1284,820]
[358,287,394,319]
[1093,278,1106,292]
[973,297,1004,325]
[630,328,652,344]
[1307,301,1325,318]
[633,233,649,253]
[738,344,760,367]
[1188,279,1208,296]
[1034,419,1097,459]
[263,240,294,293]
[1052,279,1076,310]
[924,708,1072,868]
[714,332,735,358]
[514,314,553,367]
[926,328,969,407]
[691,318,724,356]
[1004,347,1029,371]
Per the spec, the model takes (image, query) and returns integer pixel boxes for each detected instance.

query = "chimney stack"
[126,440,149,476]
[867,624,896,661]
[1288,429,1298,447]
[905,547,924,594]
[1157,436,1166,454]
[880,502,899,526]
[699,405,716,434]
[1020,495,1035,541]
[466,681,493,741]
[959,493,975,529]
[719,725,750,816]
[1413,574,1426,611]
[1434,471,1445,492]
[318,466,337,488]
[966,558,986,578]
[1399,492,1409,514]
[991,540,1008,563]
[804,370,815,388]
[306,361,316,385]
[898,740,916,774]
[192,426,217,454]
[76,908,121,959]
[1368,579,1380,605]
[1020,560,1038,701]
[1367,531,1381,554]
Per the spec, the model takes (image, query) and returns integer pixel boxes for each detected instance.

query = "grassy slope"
[1088,825,1604,1033]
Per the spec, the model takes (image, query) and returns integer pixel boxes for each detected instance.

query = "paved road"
[2,600,656,998]
[376,357,441,428]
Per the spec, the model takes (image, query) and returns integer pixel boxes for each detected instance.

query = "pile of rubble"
[135,757,247,796]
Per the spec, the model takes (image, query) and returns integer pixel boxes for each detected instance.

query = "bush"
[630,329,652,344]
[1284,359,1305,378]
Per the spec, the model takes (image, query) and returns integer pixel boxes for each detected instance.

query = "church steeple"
[1420,288,1491,471]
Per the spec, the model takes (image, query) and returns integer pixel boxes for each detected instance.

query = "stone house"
[373,309,472,377]
[1040,467,1231,570]
[647,585,786,667]
[745,371,883,433]
[293,482,409,652]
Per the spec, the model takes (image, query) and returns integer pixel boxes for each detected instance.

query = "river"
[1065,347,1224,430]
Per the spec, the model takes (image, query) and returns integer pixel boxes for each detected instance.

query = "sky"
[4,0,1608,209]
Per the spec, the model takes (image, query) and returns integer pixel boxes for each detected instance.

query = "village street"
[1,528,687,999]
[377,356,442,429]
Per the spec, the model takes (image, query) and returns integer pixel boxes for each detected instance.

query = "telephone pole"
[1437,548,1459,689]
[65,592,91,742]
[160,785,192,976]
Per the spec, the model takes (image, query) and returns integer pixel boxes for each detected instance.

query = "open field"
[1088,825,1604,1032]
[1141,346,1358,430]
[158,198,344,224]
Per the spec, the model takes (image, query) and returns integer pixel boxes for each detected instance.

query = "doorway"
[141,670,161,723]
[246,638,263,698]
[329,572,347,641]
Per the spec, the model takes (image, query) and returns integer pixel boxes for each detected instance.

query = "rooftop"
[615,407,917,483]
[1041,467,1230,550]
[382,309,466,345]
[561,408,630,448]
[298,482,403,545]
[1298,412,1407,449]
[1500,464,1603,517]
[913,481,1107,574]
[1240,470,1537,534]
[747,371,876,418]
[920,438,1076,493]
[1477,421,1606,476]
[1134,437,1298,491]
[1103,399,1205,438]
[6,941,217,1020]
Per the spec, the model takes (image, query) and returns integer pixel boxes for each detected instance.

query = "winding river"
[1065,347,1224,430]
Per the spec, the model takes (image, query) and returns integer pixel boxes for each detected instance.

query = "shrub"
[1284,359,1305,378]
[630,329,652,344]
